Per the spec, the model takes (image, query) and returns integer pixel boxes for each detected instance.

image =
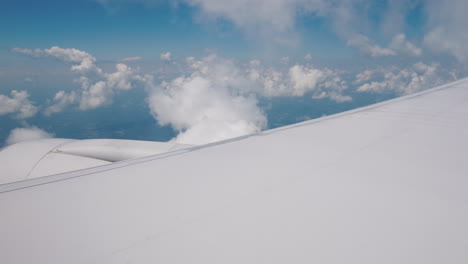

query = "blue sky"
[1,0,467,146]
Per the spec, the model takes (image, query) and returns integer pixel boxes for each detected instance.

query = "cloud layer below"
[9,45,460,145]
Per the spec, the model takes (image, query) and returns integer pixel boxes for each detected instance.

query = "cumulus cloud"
[246,61,350,102]
[356,62,456,95]
[160,52,172,61]
[77,63,140,110]
[44,91,77,116]
[13,46,142,112]
[5,126,53,145]
[0,90,38,119]
[147,54,267,145]
[304,53,312,61]
[105,63,135,90]
[79,80,112,110]
[289,64,324,96]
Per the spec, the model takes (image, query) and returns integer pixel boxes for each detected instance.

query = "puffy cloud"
[13,46,142,112]
[160,52,172,61]
[347,34,396,58]
[79,81,113,110]
[304,53,312,61]
[5,126,53,145]
[79,63,139,109]
[389,34,422,57]
[356,62,455,95]
[121,56,142,62]
[44,91,77,116]
[0,90,38,119]
[105,63,135,90]
[246,62,350,102]
[46,47,99,74]
[288,64,323,96]
[147,55,267,145]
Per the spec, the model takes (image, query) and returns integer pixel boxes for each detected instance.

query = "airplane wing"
[1,78,468,263]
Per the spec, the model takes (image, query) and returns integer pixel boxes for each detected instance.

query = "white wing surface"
[0,139,192,184]
[1,78,468,263]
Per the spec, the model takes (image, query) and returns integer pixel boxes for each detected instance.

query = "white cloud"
[346,33,423,58]
[246,62,350,102]
[12,46,100,74]
[44,46,95,63]
[389,34,422,57]
[147,55,267,145]
[79,80,113,110]
[347,34,396,58]
[78,63,140,109]
[288,64,323,96]
[186,0,309,32]
[11,47,45,57]
[0,90,38,119]
[304,53,312,61]
[121,56,142,62]
[105,63,135,90]
[354,70,374,84]
[93,0,467,63]
[327,92,352,103]
[424,26,468,62]
[6,126,53,145]
[356,62,455,95]
[13,46,143,112]
[160,52,172,61]
[78,63,138,109]
[424,0,468,62]
[44,91,77,116]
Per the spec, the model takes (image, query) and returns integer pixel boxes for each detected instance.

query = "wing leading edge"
[1,78,468,263]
